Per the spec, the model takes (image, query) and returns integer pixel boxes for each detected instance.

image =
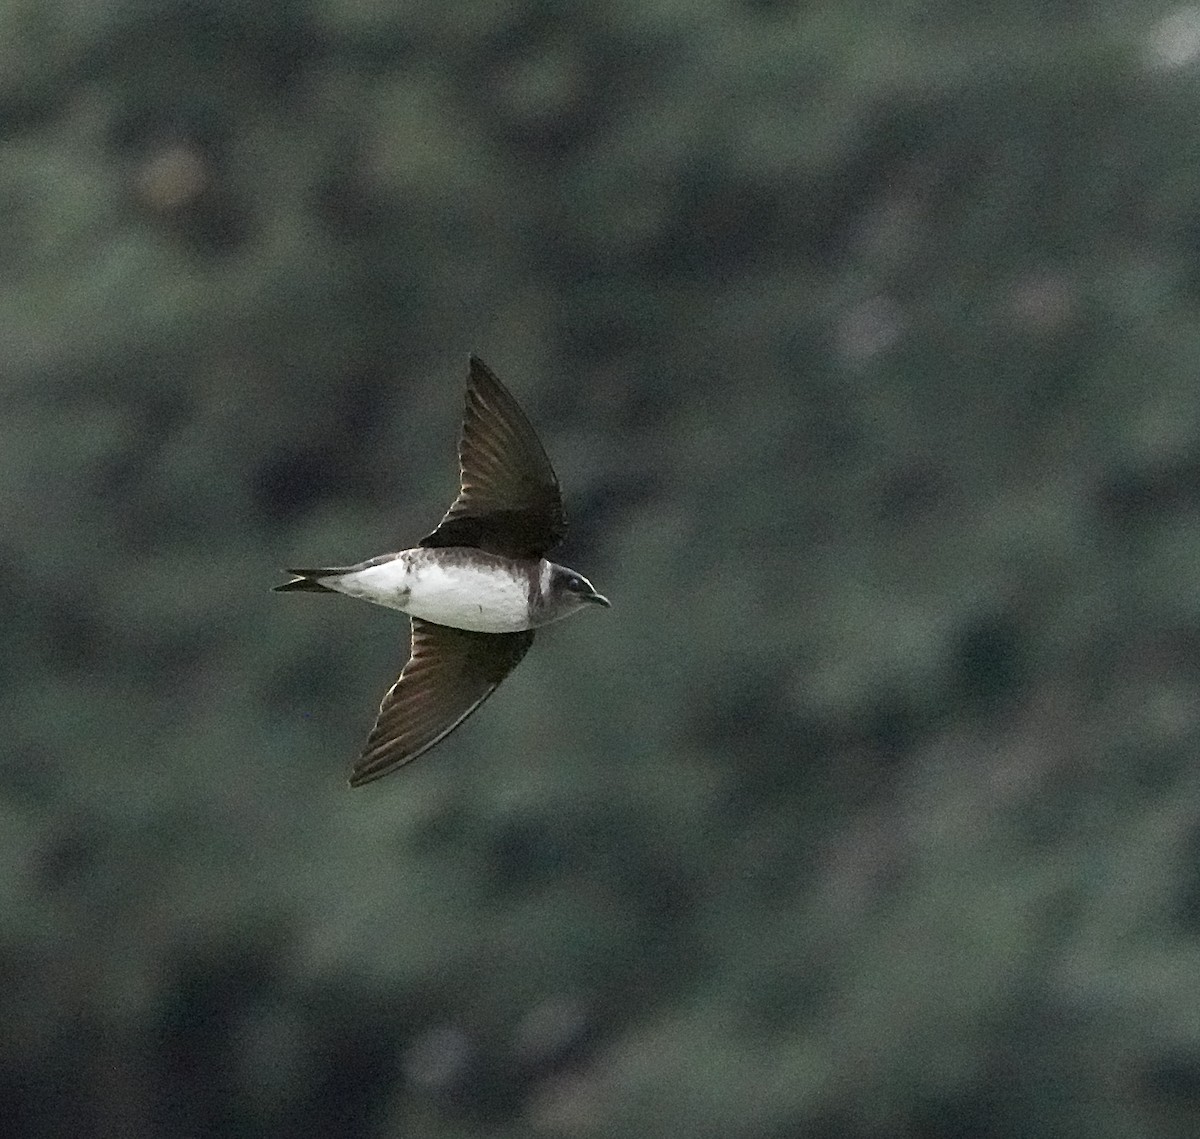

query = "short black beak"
[588,591,611,608]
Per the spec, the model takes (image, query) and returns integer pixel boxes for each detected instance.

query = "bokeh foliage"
[5,1,1200,1135]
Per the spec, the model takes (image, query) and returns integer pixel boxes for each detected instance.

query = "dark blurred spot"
[621,844,696,938]
[1171,822,1200,934]
[951,609,1026,714]
[874,458,949,527]
[31,820,103,893]
[152,938,283,1136]
[563,476,656,562]
[42,591,111,673]
[253,446,353,523]
[908,1089,1010,1139]
[0,1013,102,1138]
[487,816,570,889]
[689,658,835,807]
[94,5,320,95]
[785,1113,877,1139]
[1179,210,1200,301]
[789,391,865,471]
[406,798,475,855]
[646,178,782,277]
[1142,1053,1200,1103]
[261,647,353,719]
[314,163,390,240]
[860,692,926,762]
[555,295,654,361]
[748,962,835,1034]
[107,100,232,162]
[1094,458,1200,531]
[787,100,934,269]
[283,985,401,1136]
[162,186,255,257]
[0,742,60,805]
[150,939,408,1139]
[478,804,700,1016]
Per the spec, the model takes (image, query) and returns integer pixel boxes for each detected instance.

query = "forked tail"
[273,568,338,593]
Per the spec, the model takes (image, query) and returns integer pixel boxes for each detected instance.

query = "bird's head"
[546,563,610,618]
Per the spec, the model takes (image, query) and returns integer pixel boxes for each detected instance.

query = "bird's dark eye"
[568,577,586,591]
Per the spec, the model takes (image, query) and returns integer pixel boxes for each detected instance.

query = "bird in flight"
[275,356,610,786]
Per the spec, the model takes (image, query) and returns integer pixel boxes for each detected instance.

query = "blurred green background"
[6,1,1200,1136]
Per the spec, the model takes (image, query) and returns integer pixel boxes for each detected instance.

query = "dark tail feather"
[273,569,339,594]
[273,578,333,593]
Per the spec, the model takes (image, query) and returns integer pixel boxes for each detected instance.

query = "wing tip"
[467,354,503,390]
[348,741,402,788]
[347,750,418,788]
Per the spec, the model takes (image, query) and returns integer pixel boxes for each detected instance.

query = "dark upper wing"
[419,356,567,559]
[349,618,534,787]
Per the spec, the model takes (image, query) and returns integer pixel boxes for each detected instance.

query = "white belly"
[404,560,532,632]
[328,551,534,633]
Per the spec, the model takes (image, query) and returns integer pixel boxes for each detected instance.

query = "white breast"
[404,559,533,633]
[326,551,533,633]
